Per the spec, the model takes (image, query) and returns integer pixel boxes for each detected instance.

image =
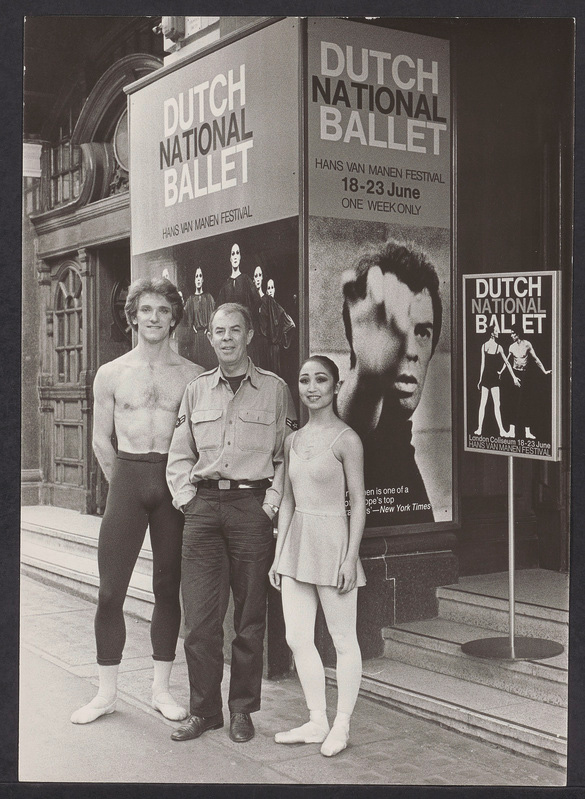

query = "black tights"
[95,451,183,666]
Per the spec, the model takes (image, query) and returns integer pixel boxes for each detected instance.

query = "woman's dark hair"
[488,323,497,335]
[302,355,340,383]
[301,355,341,415]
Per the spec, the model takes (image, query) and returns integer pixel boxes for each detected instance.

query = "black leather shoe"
[171,712,223,741]
[229,712,255,742]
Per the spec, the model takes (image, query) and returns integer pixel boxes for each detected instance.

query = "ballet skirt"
[277,428,366,587]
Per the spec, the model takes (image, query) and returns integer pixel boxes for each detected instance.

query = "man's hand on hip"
[262,503,277,521]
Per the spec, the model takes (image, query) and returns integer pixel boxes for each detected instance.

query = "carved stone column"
[78,247,97,514]
[36,256,54,500]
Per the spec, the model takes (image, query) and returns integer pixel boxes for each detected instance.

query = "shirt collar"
[211,357,259,389]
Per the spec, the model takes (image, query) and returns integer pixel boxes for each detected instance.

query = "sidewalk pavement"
[19,573,564,786]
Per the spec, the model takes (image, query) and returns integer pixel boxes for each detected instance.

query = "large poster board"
[463,271,561,461]
[306,18,453,529]
[127,19,301,394]
[128,18,299,255]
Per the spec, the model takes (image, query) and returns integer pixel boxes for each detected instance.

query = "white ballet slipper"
[320,722,349,757]
[275,719,330,744]
[71,695,116,724]
[151,691,188,721]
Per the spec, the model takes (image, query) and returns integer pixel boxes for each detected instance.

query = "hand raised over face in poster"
[342,266,414,380]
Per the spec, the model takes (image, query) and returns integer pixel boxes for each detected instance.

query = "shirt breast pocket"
[191,409,223,451]
[237,409,275,452]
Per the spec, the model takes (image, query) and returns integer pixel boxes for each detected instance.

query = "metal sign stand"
[461,456,564,661]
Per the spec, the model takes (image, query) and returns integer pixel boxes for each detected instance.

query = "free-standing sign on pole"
[461,271,563,660]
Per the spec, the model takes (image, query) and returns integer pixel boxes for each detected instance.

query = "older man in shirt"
[166,302,297,744]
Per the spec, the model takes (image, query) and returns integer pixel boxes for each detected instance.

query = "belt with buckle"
[198,479,271,490]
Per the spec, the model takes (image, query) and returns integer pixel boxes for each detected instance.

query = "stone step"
[20,534,155,623]
[382,618,567,707]
[22,506,102,539]
[436,584,567,647]
[335,658,566,769]
[22,519,154,577]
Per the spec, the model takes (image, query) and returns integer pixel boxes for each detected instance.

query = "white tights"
[280,576,362,718]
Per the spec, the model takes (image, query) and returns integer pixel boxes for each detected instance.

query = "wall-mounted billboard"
[128,18,299,254]
[307,18,453,530]
[128,18,301,392]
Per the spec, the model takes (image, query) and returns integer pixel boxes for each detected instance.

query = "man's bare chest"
[115,367,185,413]
[511,341,530,366]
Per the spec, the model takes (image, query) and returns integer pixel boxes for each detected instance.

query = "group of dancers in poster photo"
[70,235,451,756]
[173,242,296,375]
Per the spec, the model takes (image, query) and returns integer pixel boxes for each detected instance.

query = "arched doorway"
[32,53,163,513]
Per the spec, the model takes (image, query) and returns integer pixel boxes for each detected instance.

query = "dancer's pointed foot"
[474,429,481,436]
[71,695,116,724]
[152,691,188,721]
[320,721,349,757]
[275,719,330,744]
[525,428,536,440]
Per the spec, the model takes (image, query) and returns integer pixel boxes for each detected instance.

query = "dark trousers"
[182,487,274,716]
[95,452,184,666]
[513,368,530,432]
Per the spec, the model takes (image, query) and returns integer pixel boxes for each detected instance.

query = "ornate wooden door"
[39,256,94,512]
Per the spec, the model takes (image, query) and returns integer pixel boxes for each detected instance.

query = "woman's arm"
[335,429,366,594]
[268,435,296,590]
[477,344,486,389]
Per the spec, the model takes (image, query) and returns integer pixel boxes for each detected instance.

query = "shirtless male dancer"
[505,323,552,440]
[71,277,203,725]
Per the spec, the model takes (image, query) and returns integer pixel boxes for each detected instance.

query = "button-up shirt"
[166,358,297,511]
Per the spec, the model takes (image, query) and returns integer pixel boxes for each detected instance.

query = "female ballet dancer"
[269,355,366,757]
[474,324,519,436]
[258,277,296,374]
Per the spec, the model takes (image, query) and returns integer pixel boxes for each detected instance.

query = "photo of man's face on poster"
[309,218,452,529]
